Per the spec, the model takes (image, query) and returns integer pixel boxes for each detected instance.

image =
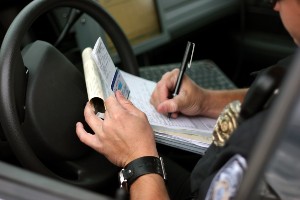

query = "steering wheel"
[0,0,138,192]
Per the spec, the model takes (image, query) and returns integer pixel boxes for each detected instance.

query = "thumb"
[157,98,179,114]
[157,90,191,114]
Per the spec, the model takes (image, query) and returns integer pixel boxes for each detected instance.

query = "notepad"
[82,37,217,154]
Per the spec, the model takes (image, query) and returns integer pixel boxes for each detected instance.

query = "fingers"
[154,96,182,118]
[151,68,202,117]
[163,69,180,88]
[115,90,140,113]
[156,98,178,113]
[77,93,157,167]
[151,69,185,115]
[150,69,179,107]
[104,92,124,119]
[76,122,100,150]
[115,90,134,110]
[83,102,104,131]
[105,91,140,118]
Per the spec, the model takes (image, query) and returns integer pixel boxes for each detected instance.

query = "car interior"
[0,0,299,199]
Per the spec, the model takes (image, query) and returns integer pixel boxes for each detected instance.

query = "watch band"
[119,156,167,190]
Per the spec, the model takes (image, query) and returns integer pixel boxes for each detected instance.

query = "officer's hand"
[150,68,209,118]
[76,91,158,167]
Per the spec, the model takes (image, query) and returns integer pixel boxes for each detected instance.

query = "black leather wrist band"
[118,156,167,191]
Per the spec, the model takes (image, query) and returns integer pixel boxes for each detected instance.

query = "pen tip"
[167,113,172,119]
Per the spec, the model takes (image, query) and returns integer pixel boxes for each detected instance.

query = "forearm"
[202,88,248,118]
[130,174,169,200]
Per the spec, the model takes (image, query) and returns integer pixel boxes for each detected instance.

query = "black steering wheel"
[0,0,138,192]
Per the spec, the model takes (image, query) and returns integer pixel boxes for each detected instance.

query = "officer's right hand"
[150,68,209,118]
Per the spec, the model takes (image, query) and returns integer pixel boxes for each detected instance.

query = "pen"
[168,41,195,118]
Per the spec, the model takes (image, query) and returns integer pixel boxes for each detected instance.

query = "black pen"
[168,41,195,118]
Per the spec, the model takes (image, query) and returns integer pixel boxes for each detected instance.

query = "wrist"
[201,89,232,118]
[119,156,167,191]
[198,88,213,116]
[130,173,169,199]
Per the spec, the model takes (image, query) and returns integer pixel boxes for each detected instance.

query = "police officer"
[76,0,300,199]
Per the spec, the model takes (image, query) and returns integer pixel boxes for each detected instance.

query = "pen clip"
[188,43,195,68]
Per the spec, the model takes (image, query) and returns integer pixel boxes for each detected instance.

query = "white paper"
[91,37,116,92]
[122,71,216,144]
[91,37,130,99]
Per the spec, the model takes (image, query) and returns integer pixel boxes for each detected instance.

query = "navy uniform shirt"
[189,55,294,200]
